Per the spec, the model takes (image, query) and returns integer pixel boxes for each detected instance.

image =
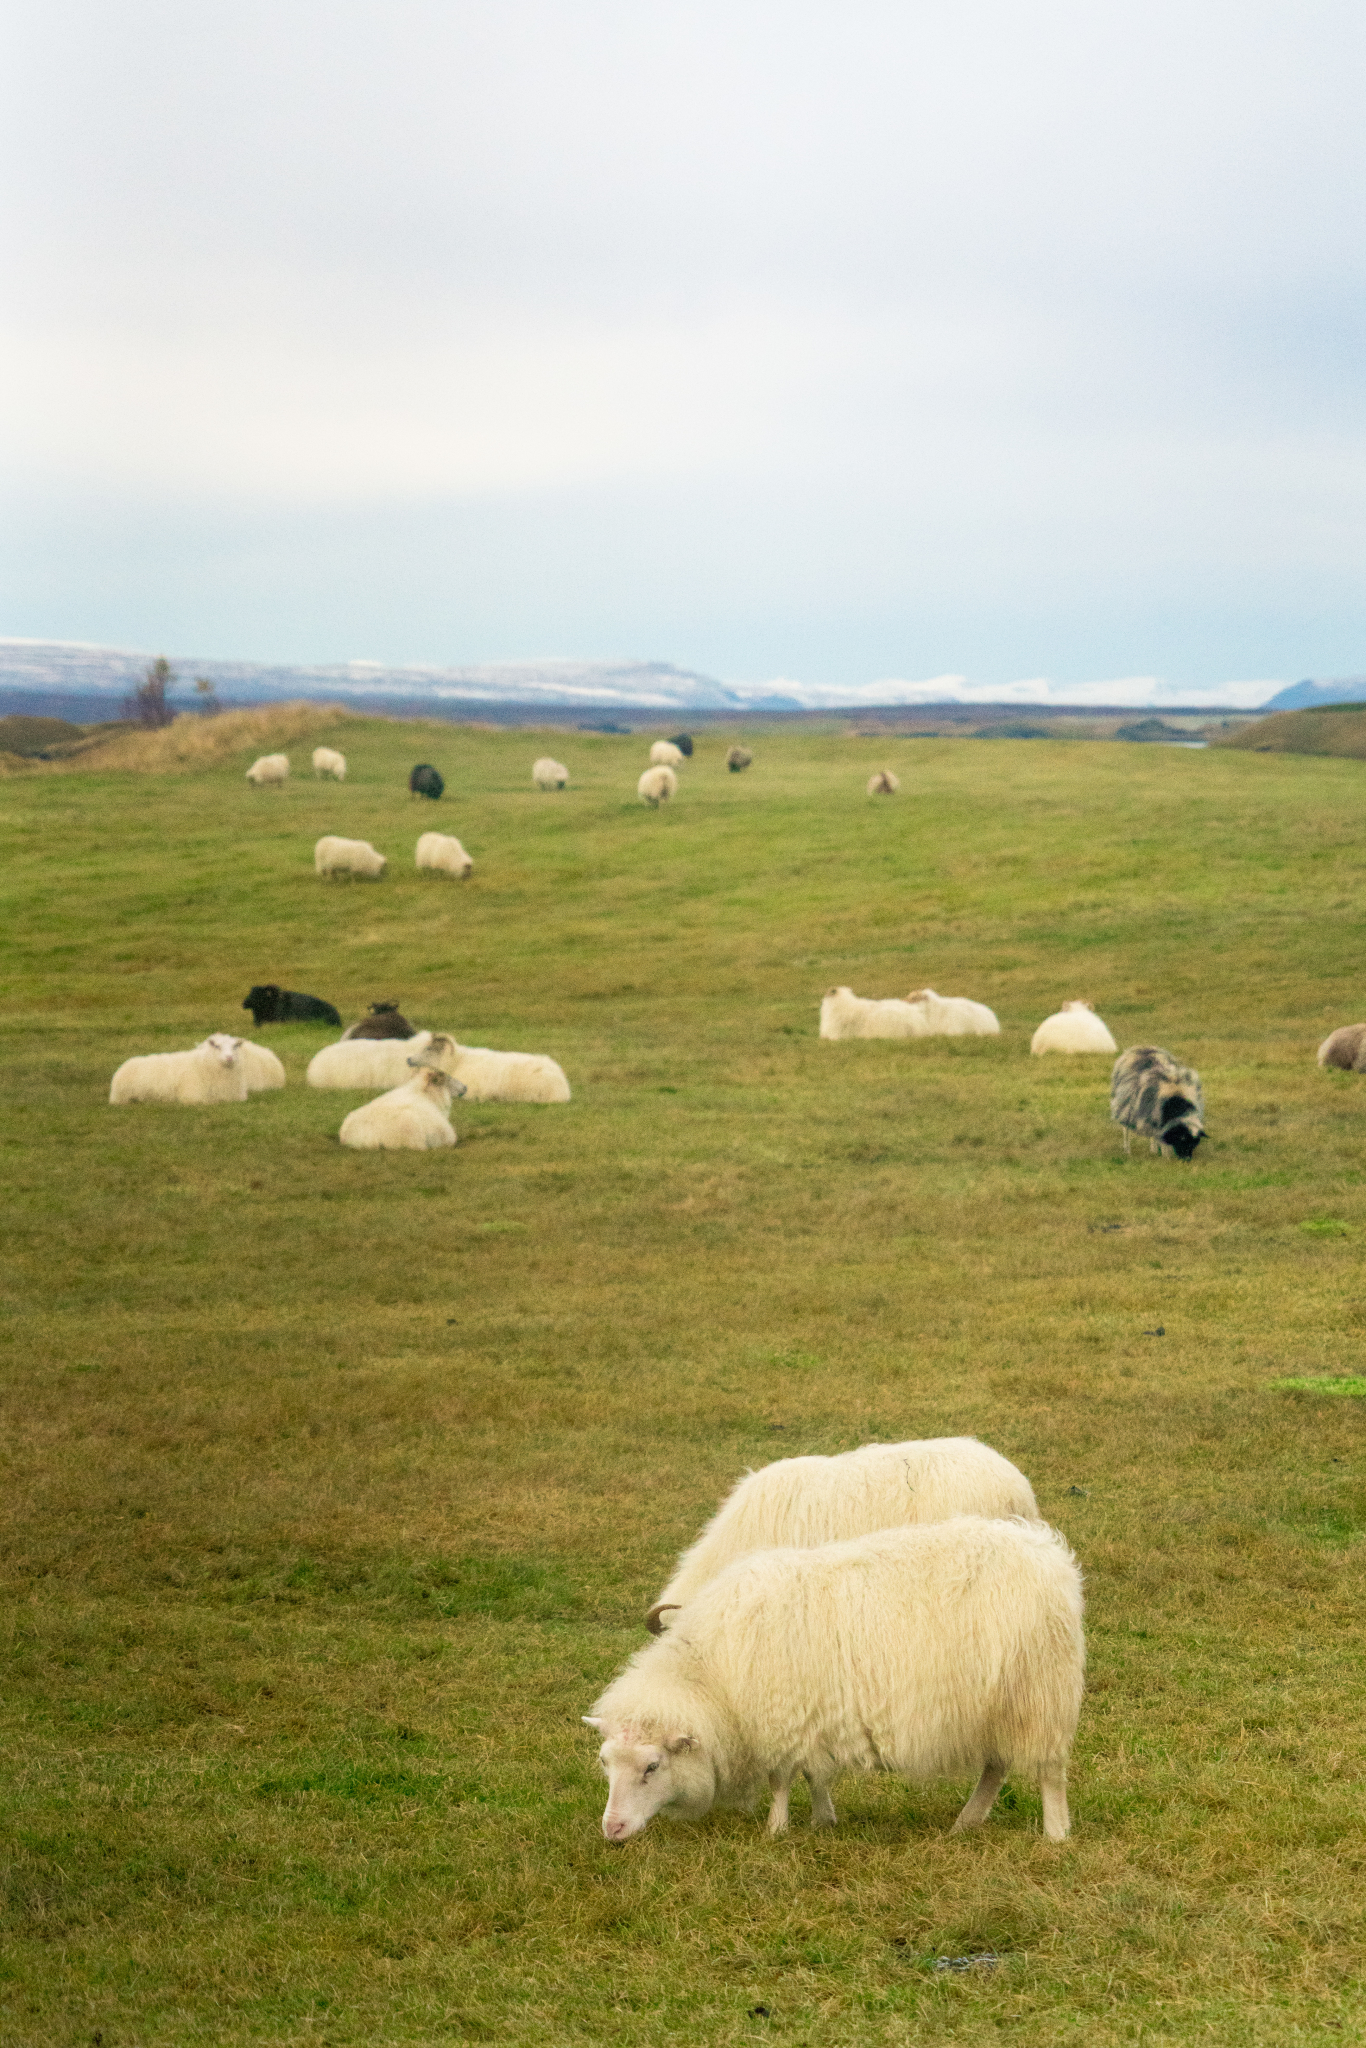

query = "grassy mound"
[1214,702,1366,758]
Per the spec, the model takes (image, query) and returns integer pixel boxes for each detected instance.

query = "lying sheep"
[819,986,923,1040]
[1318,1024,1366,1072]
[533,757,569,789]
[312,747,346,780]
[308,1030,437,1090]
[587,1517,1084,1842]
[236,1039,286,1092]
[246,753,289,786]
[338,1060,466,1151]
[110,1034,249,1105]
[649,740,685,768]
[315,835,386,879]
[726,746,753,772]
[646,1438,1038,1633]
[341,1002,417,1041]
[906,988,1001,1037]
[1031,1001,1118,1056]
[638,765,678,807]
[242,984,341,1028]
[867,770,900,795]
[1111,1045,1205,1159]
[434,1034,571,1104]
[415,831,473,878]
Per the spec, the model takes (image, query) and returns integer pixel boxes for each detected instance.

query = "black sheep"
[342,1002,417,1041]
[667,732,694,758]
[409,763,444,799]
[242,984,342,1028]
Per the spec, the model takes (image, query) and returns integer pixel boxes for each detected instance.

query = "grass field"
[3,717,1366,2046]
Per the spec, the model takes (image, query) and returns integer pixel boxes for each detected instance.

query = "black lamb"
[242,984,342,1028]
[341,1002,417,1041]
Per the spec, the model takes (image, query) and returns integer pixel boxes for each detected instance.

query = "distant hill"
[1260,677,1366,711]
[1213,703,1366,758]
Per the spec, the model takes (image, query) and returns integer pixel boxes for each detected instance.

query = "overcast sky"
[5,2,1366,701]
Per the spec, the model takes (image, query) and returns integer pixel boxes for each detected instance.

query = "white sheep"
[315,835,387,879]
[307,1031,436,1091]
[246,754,289,786]
[649,740,685,768]
[906,988,1001,1036]
[647,1438,1039,1632]
[109,1033,249,1105]
[533,757,569,789]
[587,1517,1084,1843]
[312,747,347,780]
[338,1061,466,1151]
[433,1034,571,1104]
[867,770,900,795]
[819,986,924,1040]
[1318,1024,1366,1072]
[415,831,473,879]
[1031,1001,1118,1056]
[236,1039,287,1092]
[638,765,678,807]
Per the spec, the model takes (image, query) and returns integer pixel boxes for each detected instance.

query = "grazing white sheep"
[906,988,1001,1036]
[312,747,347,780]
[110,1034,249,1105]
[647,1438,1039,1633]
[649,740,685,768]
[236,1039,287,1092]
[415,831,473,878]
[307,1031,437,1091]
[434,1035,571,1104]
[533,757,569,789]
[819,986,924,1040]
[867,770,900,795]
[338,1061,465,1151]
[246,753,289,786]
[1031,1001,1118,1056]
[315,835,387,879]
[587,1517,1084,1843]
[1318,1024,1366,1072]
[638,765,678,807]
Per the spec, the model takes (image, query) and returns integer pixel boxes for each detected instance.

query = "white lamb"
[109,1033,249,1105]
[1031,1001,1118,1056]
[312,747,347,780]
[415,831,473,878]
[533,757,569,789]
[246,754,289,786]
[236,1039,287,1092]
[867,770,900,795]
[430,1033,571,1104]
[307,1031,436,1091]
[819,986,924,1040]
[338,1061,466,1151]
[906,988,1000,1036]
[646,1437,1039,1633]
[315,835,387,879]
[649,740,685,768]
[587,1517,1084,1843]
[638,765,678,807]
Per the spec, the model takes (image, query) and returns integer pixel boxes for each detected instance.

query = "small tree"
[194,676,220,716]
[123,656,177,729]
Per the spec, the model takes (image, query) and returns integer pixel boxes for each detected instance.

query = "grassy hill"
[3,717,1365,2045]
[1213,701,1366,758]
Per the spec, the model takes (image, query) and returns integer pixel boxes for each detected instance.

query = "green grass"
[3,720,1366,2045]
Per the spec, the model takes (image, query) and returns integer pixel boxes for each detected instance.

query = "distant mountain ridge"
[1260,677,1366,711]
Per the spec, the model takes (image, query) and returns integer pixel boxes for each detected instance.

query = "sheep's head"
[906,989,936,1004]
[1061,1000,1095,1013]
[407,1058,466,1100]
[424,1033,459,1061]
[583,1718,715,1839]
[202,1033,243,1065]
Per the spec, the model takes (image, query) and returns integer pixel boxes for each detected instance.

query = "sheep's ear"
[581,1716,604,1730]
[666,1734,694,1754]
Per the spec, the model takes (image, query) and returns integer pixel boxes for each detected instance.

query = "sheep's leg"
[1122,1127,1131,1156]
[1039,1760,1070,1841]
[804,1770,838,1828]
[952,1761,1007,1832]
[1150,1136,1161,1156]
[766,1774,793,1835]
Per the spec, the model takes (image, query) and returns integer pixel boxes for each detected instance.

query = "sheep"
[1031,1001,1118,1056]
[638,765,678,807]
[308,1030,438,1091]
[1318,1024,1366,1072]
[110,1033,249,1106]
[415,831,473,878]
[819,986,924,1040]
[1111,1045,1205,1159]
[906,988,1001,1037]
[315,835,386,879]
[338,1060,466,1151]
[649,740,685,768]
[341,1002,417,1041]
[409,763,444,800]
[646,1438,1039,1634]
[312,747,347,780]
[726,746,753,772]
[242,985,341,1028]
[586,1517,1084,1843]
[236,1039,286,1092]
[532,757,569,789]
[246,753,289,786]
[867,769,900,795]
[434,1035,571,1104]
[668,732,694,757]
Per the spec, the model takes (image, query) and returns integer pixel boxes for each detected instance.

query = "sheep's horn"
[645,1603,681,1635]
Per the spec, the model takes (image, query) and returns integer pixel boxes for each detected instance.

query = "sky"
[5,1,1366,704]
